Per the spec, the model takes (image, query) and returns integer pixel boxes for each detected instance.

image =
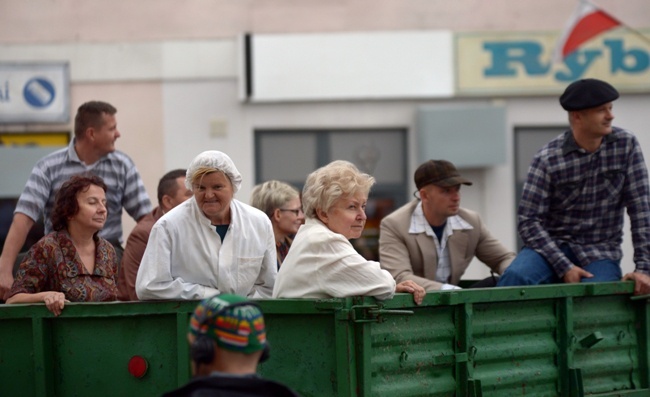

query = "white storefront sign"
[248,31,454,101]
[0,62,70,124]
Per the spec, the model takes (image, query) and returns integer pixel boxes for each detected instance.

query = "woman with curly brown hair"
[6,174,118,315]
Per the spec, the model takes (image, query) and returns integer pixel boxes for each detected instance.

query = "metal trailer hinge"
[342,304,414,323]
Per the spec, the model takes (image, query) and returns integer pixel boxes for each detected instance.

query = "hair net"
[185,150,243,193]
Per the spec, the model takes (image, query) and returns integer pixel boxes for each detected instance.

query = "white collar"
[409,201,473,235]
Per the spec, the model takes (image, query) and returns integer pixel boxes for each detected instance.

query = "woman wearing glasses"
[250,180,305,269]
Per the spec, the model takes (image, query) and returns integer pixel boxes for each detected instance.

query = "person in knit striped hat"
[163,294,301,397]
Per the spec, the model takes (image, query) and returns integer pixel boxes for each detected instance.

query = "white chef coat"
[136,197,276,300]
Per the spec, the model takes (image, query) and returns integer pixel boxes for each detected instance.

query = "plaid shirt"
[519,127,650,277]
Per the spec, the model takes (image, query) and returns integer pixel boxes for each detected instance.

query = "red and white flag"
[554,0,621,63]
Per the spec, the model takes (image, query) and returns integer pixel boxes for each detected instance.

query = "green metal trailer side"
[0,282,647,396]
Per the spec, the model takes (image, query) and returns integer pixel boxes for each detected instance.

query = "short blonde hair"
[302,160,375,219]
[250,180,300,218]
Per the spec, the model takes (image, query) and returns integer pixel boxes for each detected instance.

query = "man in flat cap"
[498,78,650,295]
[379,159,515,291]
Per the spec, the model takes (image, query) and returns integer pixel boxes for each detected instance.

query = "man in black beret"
[498,78,650,295]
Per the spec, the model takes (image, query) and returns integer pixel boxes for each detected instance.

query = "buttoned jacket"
[379,201,515,291]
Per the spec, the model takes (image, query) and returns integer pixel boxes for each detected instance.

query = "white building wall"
[1,0,649,278]
[3,1,648,42]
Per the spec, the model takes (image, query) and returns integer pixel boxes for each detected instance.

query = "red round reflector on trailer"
[128,355,148,378]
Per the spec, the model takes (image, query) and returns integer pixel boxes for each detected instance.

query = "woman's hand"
[43,292,67,316]
[395,280,426,305]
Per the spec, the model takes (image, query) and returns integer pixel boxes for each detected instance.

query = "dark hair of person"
[51,174,108,232]
[74,101,117,139]
[157,169,187,204]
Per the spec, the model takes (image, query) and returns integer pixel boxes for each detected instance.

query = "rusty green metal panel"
[1,282,649,397]
[1,319,36,396]
[0,301,197,397]
[366,282,649,397]
[52,316,177,395]
[472,299,559,395]
[365,305,456,396]
[256,300,353,397]
[573,295,639,394]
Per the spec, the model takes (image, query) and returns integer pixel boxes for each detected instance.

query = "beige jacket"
[379,201,515,291]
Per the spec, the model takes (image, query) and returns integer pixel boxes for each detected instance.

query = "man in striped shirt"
[498,79,650,295]
[0,101,152,300]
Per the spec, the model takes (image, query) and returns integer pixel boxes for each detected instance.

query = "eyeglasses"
[279,208,303,216]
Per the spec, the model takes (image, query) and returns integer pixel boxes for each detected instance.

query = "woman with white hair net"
[135,151,276,300]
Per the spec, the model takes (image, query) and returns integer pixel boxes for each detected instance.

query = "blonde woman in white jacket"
[273,160,424,304]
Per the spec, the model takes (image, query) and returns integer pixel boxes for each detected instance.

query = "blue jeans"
[497,246,621,286]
